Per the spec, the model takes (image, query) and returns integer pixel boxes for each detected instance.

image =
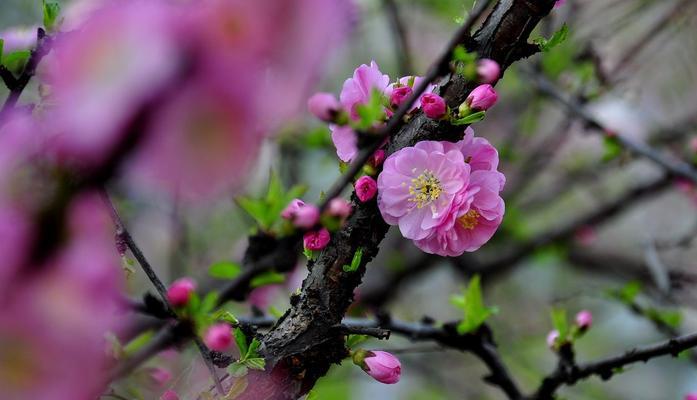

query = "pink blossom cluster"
[281,197,353,252]
[377,128,505,256]
[308,61,435,162]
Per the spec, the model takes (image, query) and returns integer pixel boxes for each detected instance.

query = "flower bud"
[465,84,498,111]
[327,198,352,219]
[160,390,180,400]
[421,93,447,119]
[166,277,196,307]
[353,349,401,384]
[575,310,593,331]
[303,228,331,250]
[546,329,559,349]
[390,86,413,108]
[308,92,342,122]
[476,59,500,84]
[293,204,320,229]
[203,323,233,351]
[355,176,378,202]
[281,199,306,219]
[369,149,386,168]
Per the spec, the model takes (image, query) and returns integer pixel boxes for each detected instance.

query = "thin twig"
[382,0,413,75]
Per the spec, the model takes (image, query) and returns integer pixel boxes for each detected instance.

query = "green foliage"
[236,170,307,232]
[229,328,265,377]
[123,330,155,356]
[42,0,61,31]
[646,308,682,329]
[354,88,387,130]
[533,24,569,52]
[602,136,623,162]
[609,281,642,304]
[451,45,477,79]
[1,50,30,74]
[452,110,486,125]
[345,334,369,349]
[450,275,498,334]
[208,261,242,279]
[0,39,4,64]
[250,271,285,288]
[550,308,569,340]
[342,247,363,272]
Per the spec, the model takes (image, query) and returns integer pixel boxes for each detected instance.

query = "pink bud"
[293,204,320,229]
[421,93,447,119]
[203,323,233,351]
[308,92,342,122]
[327,198,352,219]
[575,310,593,330]
[390,86,413,108]
[363,351,401,384]
[477,59,500,84]
[160,390,180,400]
[166,277,196,307]
[684,394,697,400]
[554,0,566,8]
[369,149,386,168]
[546,330,559,349]
[303,228,331,250]
[149,367,172,386]
[281,199,306,219]
[465,84,498,111]
[355,176,377,202]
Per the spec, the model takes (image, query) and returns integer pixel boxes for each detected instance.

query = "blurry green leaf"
[301,126,332,148]
[452,111,486,125]
[342,247,363,273]
[647,308,682,329]
[235,170,307,231]
[354,88,386,130]
[233,327,249,356]
[534,24,569,52]
[200,291,220,315]
[224,376,248,399]
[0,39,4,63]
[2,50,30,73]
[228,362,248,378]
[242,358,265,370]
[123,330,154,356]
[212,310,239,325]
[43,0,61,31]
[551,308,569,339]
[250,271,285,288]
[209,261,243,279]
[610,281,642,304]
[451,275,498,334]
[602,136,623,162]
[346,334,369,349]
[246,338,261,359]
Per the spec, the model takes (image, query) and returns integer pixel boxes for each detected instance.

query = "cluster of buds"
[281,197,354,253]
[547,310,594,351]
[352,349,401,384]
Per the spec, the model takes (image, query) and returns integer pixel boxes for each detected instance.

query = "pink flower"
[281,199,306,219]
[308,92,342,122]
[575,310,593,330]
[385,75,436,111]
[167,277,196,307]
[161,390,180,400]
[0,26,39,52]
[204,323,233,351]
[340,61,390,120]
[304,228,331,250]
[355,176,378,202]
[421,93,447,119]
[477,59,500,84]
[370,149,386,168]
[294,204,320,229]
[149,367,172,386]
[377,141,470,240]
[331,125,359,163]
[465,84,498,111]
[362,351,401,384]
[390,86,413,108]
[327,198,352,219]
[547,330,560,349]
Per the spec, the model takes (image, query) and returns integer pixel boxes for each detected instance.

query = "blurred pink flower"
[554,0,566,8]
[327,198,353,219]
[149,368,172,386]
[331,125,359,163]
[370,149,386,168]
[547,330,560,349]
[203,323,233,351]
[575,310,593,330]
[477,59,500,84]
[308,92,342,122]
[281,199,306,219]
[574,225,597,246]
[377,141,469,240]
[421,93,447,119]
[304,228,331,250]
[355,176,378,202]
[160,390,180,400]
[293,204,320,228]
[362,351,401,384]
[167,277,196,307]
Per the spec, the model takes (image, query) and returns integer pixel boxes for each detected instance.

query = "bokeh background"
[3,0,697,398]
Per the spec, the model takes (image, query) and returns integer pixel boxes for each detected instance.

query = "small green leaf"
[123,330,155,356]
[342,247,363,273]
[246,338,262,359]
[354,88,386,130]
[212,310,238,325]
[610,281,642,304]
[2,50,30,73]
[602,135,623,162]
[451,275,497,334]
[0,39,4,63]
[242,358,266,371]
[346,334,368,349]
[452,111,486,125]
[200,291,220,315]
[228,362,248,378]
[42,0,61,31]
[209,261,243,279]
[534,24,569,52]
[233,328,248,356]
[250,271,285,288]
[551,308,569,339]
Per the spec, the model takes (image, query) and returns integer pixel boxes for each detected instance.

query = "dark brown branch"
[532,331,697,399]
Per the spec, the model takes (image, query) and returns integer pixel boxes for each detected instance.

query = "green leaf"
[551,308,569,339]
[123,330,154,356]
[209,261,243,279]
[346,334,368,349]
[354,88,386,130]
[342,247,364,273]
[451,275,497,334]
[224,376,249,399]
[452,111,486,125]
[534,24,569,52]
[212,310,238,325]
[200,291,220,315]
[2,50,30,73]
[0,39,4,64]
[242,358,266,371]
[250,271,285,288]
[647,308,682,329]
[602,135,623,162]
[42,0,61,31]
[235,170,307,232]
[228,362,248,378]
[233,328,248,357]
[246,338,262,359]
[610,281,642,304]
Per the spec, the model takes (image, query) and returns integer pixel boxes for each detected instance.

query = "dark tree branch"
[532,331,697,399]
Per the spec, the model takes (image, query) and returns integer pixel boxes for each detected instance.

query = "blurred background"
[4,0,697,399]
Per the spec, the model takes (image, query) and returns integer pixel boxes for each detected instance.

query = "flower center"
[458,209,480,230]
[408,170,442,209]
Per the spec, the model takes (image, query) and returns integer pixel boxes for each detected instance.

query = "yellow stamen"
[458,209,480,230]
[408,170,443,209]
